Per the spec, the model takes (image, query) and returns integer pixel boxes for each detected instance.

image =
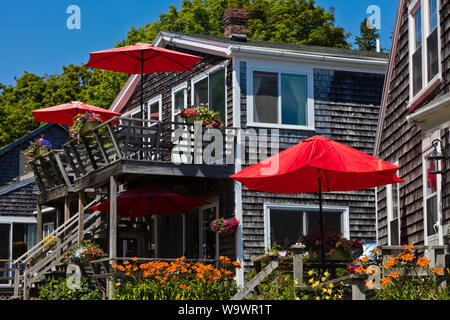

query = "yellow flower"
[115,282,121,286]
[321,277,326,281]
[324,271,330,277]
[308,270,314,276]
[295,297,300,300]
[328,283,334,288]
[309,278,314,283]
[312,281,319,288]
[294,280,298,285]
[315,296,320,300]
[322,288,328,293]
[327,289,332,294]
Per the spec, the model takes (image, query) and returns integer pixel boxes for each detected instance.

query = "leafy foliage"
[38,276,102,300]
[118,0,351,48]
[0,66,127,149]
[355,18,385,52]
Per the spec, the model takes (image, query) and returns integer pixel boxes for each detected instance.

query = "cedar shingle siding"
[115,36,386,273]
[240,64,385,269]
[376,0,450,245]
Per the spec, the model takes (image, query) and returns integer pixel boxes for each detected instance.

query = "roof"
[0,123,68,157]
[159,31,389,61]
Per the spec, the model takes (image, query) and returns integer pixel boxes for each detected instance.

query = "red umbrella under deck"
[32,101,121,126]
[230,135,403,263]
[89,184,209,217]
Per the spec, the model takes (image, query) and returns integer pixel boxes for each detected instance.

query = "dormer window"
[409,0,441,103]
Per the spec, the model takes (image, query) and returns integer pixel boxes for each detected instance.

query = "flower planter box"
[307,249,353,262]
[80,121,100,136]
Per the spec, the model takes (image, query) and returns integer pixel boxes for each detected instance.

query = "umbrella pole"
[140,52,144,159]
[318,175,325,265]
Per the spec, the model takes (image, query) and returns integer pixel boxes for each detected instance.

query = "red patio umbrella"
[85,43,203,119]
[88,184,209,217]
[230,135,403,262]
[32,101,121,126]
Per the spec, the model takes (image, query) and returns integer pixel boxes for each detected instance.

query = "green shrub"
[39,276,102,300]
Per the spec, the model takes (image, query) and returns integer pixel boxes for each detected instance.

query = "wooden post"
[64,196,70,222]
[107,176,118,299]
[291,244,305,286]
[351,276,366,300]
[37,204,42,243]
[78,192,85,243]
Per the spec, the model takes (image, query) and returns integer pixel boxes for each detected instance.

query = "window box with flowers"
[69,112,102,140]
[23,137,53,165]
[298,230,362,262]
[180,103,224,129]
[211,217,240,235]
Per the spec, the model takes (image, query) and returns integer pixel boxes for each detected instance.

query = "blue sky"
[0,0,398,87]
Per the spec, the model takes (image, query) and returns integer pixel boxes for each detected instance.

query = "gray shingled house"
[19,8,388,290]
[0,123,68,289]
[105,9,388,285]
[374,0,449,247]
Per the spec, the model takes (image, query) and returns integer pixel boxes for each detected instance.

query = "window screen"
[281,73,308,126]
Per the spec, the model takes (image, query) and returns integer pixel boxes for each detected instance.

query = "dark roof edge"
[0,177,35,197]
[0,123,68,157]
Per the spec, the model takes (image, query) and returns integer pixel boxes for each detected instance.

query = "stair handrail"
[13,197,100,266]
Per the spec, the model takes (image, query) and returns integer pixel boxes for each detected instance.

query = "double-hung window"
[264,204,349,251]
[249,68,313,130]
[172,83,187,126]
[409,0,441,102]
[386,182,401,245]
[191,64,227,124]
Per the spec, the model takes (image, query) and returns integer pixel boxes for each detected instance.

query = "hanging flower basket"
[211,217,240,235]
[23,137,53,166]
[64,240,104,266]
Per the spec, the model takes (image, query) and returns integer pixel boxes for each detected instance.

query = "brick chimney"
[222,7,248,41]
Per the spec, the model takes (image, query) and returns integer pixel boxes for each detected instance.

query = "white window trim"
[421,130,443,245]
[386,179,401,246]
[147,95,162,122]
[190,61,229,127]
[171,82,188,122]
[263,203,349,251]
[408,0,442,106]
[247,64,315,131]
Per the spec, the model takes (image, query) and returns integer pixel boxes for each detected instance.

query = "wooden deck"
[31,117,237,204]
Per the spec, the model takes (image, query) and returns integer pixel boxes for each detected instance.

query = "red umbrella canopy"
[89,184,209,217]
[230,135,403,193]
[32,101,121,126]
[85,43,203,74]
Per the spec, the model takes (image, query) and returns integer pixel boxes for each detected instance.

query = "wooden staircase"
[11,197,103,300]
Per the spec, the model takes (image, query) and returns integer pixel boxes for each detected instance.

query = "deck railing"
[31,117,238,193]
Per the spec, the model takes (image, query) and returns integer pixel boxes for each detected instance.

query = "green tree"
[118,0,350,48]
[0,67,127,148]
[355,18,384,52]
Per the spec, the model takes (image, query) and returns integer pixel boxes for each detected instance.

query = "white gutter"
[228,45,388,67]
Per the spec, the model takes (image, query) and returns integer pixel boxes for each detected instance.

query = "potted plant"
[180,103,224,128]
[69,112,102,140]
[64,240,104,266]
[298,229,362,262]
[23,137,53,165]
[211,217,240,235]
